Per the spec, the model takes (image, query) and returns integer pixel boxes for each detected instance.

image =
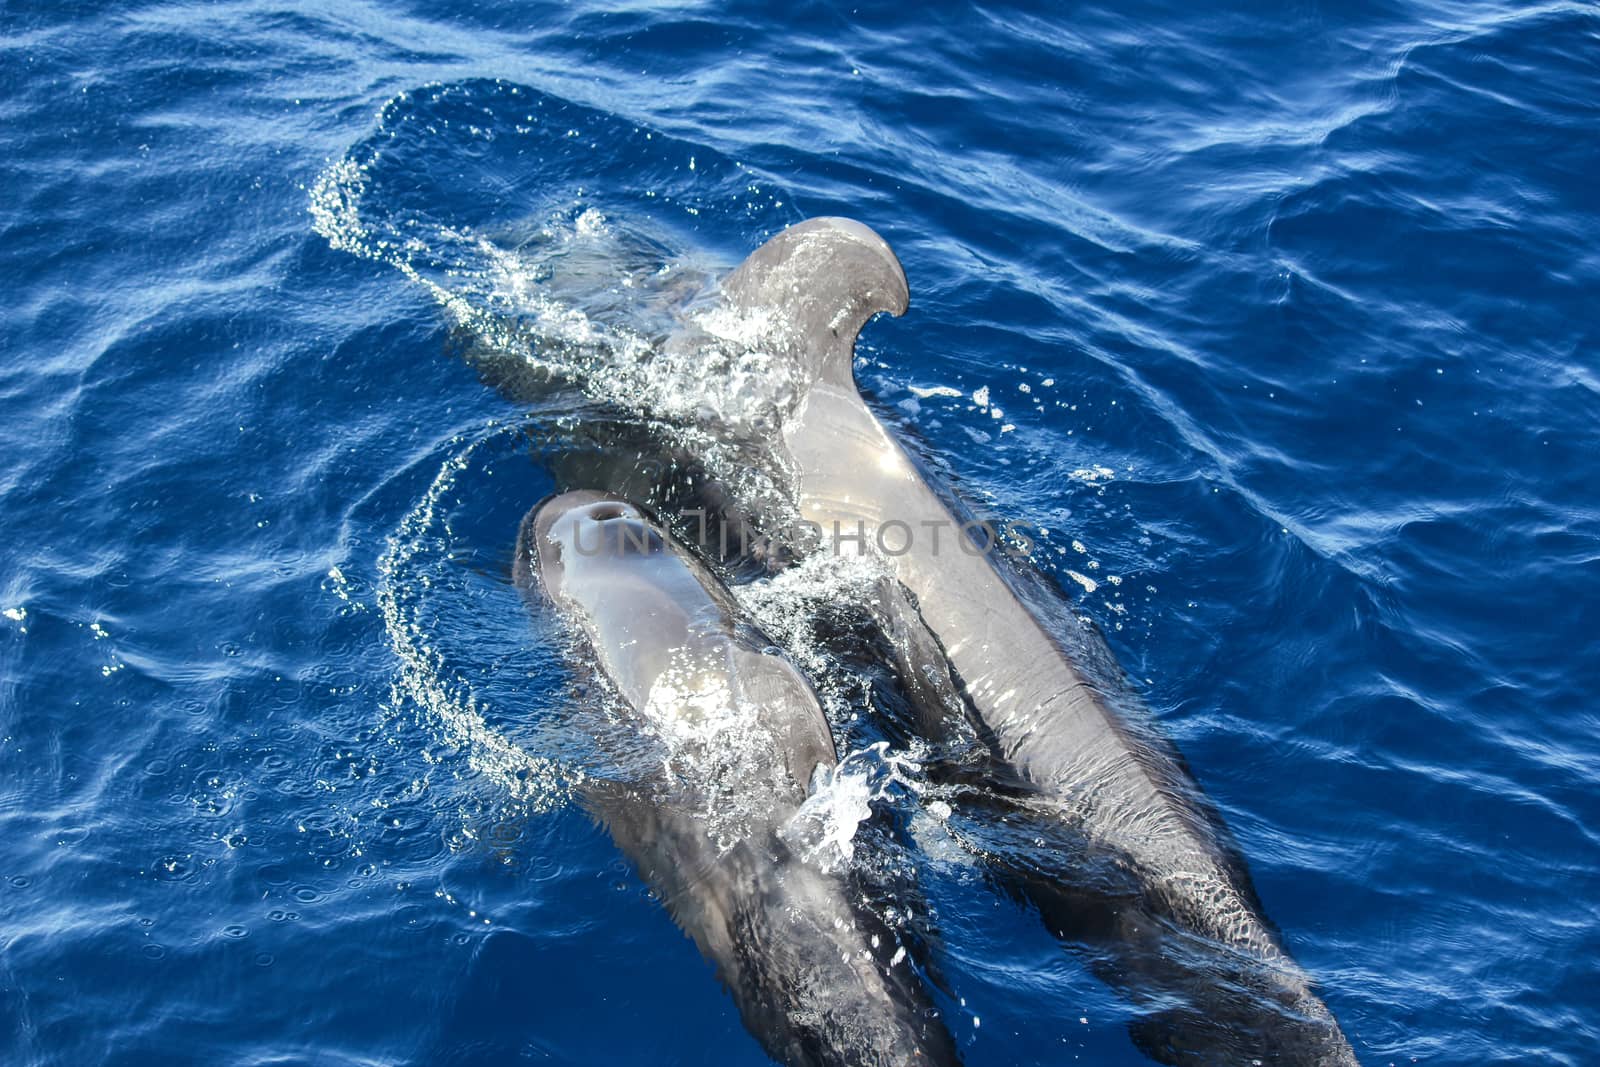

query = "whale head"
[517,490,669,600]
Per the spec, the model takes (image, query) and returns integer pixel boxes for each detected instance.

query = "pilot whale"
[685,218,1358,1065]
[516,490,961,1067]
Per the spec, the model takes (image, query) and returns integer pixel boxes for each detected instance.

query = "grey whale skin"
[701,218,1358,1065]
[515,491,961,1067]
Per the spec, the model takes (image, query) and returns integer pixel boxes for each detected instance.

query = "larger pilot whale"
[682,218,1358,1065]
[516,490,961,1067]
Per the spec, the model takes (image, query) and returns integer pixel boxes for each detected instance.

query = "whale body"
[691,219,1357,1065]
[516,490,961,1067]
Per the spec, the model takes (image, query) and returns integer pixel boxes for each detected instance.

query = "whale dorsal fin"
[718,217,909,390]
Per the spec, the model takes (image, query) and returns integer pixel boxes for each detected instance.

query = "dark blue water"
[4,1,1597,1063]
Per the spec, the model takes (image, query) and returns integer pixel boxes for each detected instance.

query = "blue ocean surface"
[2,1,1597,1064]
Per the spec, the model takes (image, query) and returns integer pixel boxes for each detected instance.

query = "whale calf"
[516,490,961,1067]
[688,218,1357,1065]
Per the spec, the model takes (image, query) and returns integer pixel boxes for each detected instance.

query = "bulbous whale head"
[521,490,667,600]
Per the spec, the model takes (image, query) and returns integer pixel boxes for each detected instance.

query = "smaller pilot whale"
[516,490,961,1067]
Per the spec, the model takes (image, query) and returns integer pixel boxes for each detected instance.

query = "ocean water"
[3,1,1598,1064]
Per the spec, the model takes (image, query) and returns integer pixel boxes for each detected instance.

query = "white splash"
[375,432,578,811]
[638,644,808,850]
[1066,570,1099,594]
[311,141,800,534]
[782,742,923,872]
[733,551,885,719]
